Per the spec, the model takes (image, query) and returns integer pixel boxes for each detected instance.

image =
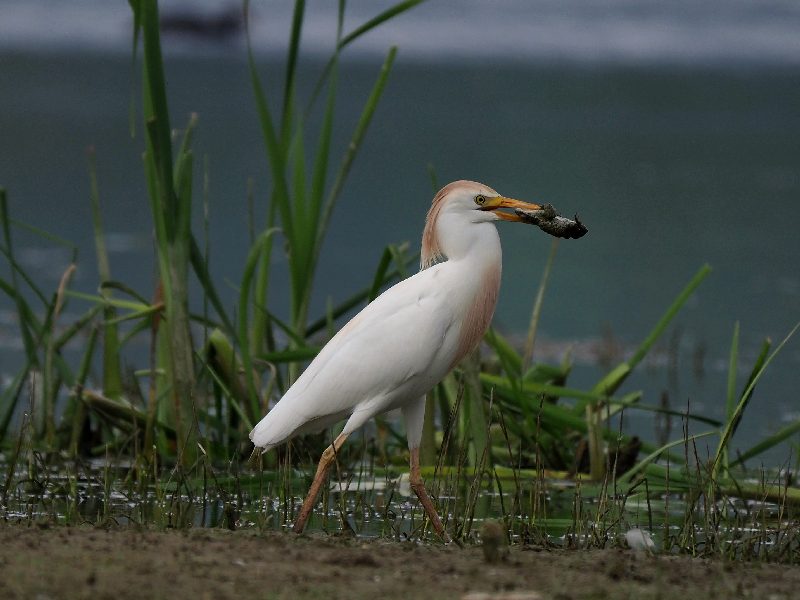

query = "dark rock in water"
[161,6,243,41]
[613,435,642,475]
[514,204,588,239]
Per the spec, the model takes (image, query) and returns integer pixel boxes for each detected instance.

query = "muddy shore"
[1,523,798,599]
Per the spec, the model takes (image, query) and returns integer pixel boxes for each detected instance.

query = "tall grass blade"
[306,0,426,112]
[64,325,99,454]
[591,264,712,398]
[0,190,39,361]
[523,238,558,370]
[41,263,77,444]
[727,338,770,440]
[127,0,142,137]
[260,347,320,364]
[281,0,305,137]
[0,367,29,443]
[462,352,489,467]
[731,420,800,468]
[721,321,740,473]
[0,278,42,355]
[305,249,414,336]
[206,329,254,431]
[238,230,280,422]
[244,0,290,359]
[583,265,711,478]
[712,323,798,478]
[189,235,235,334]
[314,47,397,263]
[137,0,197,466]
[726,321,740,420]
[485,329,523,380]
[616,431,716,485]
[87,148,124,400]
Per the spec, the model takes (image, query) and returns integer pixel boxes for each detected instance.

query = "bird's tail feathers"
[248,415,287,451]
[249,400,351,451]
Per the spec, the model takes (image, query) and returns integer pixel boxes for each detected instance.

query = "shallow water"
[1,456,793,558]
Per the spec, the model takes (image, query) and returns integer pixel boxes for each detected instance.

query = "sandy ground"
[1,523,799,599]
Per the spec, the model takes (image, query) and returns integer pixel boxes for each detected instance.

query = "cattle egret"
[250,180,568,541]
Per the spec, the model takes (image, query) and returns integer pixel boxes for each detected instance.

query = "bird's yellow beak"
[482,196,543,222]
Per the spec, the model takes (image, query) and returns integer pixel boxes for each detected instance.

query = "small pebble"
[480,520,509,564]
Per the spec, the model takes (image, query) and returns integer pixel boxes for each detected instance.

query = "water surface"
[0,2,798,463]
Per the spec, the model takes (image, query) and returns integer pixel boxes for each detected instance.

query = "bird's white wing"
[250,266,461,448]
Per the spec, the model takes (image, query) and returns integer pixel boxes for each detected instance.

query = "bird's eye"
[474,195,486,206]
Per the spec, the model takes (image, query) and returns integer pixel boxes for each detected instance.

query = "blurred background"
[0,0,798,462]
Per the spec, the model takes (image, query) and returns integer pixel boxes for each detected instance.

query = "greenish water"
[0,51,798,462]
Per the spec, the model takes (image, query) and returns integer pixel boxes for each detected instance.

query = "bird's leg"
[409,446,451,543]
[293,432,349,534]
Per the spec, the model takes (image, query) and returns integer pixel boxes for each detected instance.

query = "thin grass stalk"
[199,155,216,455]
[433,379,464,532]
[304,252,413,336]
[585,402,604,481]
[40,264,76,445]
[722,321,740,474]
[53,305,103,352]
[571,476,584,548]
[0,189,39,364]
[149,305,168,458]
[244,0,290,361]
[188,236,235,336]
[287,44,398,360]
[462,392,494,537]
[463,350,489,467]
[533,394,547,537]
[496,407,523,535]
[0,223,75,410]
[0,280,43,354]
[303,0,426,115]
[590,263,712,400]
[87,148,124,400]
[63,327,98,457]
[238,230,280,422]
[712,321,799,480]
[0,367,29,443]
[1,414,28,506]
[584,264,711,479]
[722,336,771,453]
[0,197,53,432]
[663,459,672,552]
[731,420,800,468]
[281,0,305,140]
[205,330,253,430]
[616,431,716,486]
[522,238,558,371]
[486,378,683,465]
[170,116,200,466]
[449,432,471,540]
[305,46,398,325]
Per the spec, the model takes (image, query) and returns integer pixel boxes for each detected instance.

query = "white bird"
[250,180,548,540]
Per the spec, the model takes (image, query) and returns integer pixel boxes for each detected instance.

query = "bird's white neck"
[436,216,502,268]
[432,218,503,367]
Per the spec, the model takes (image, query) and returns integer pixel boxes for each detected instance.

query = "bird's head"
[434,180,544,224]
[421,180,544,268]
